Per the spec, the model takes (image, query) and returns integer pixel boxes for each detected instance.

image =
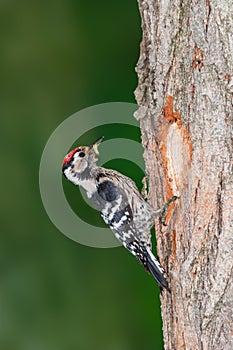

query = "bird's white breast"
[79,179,97,198]
[64,169,97,198]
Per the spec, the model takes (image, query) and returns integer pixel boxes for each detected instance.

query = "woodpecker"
[62,136,170,292]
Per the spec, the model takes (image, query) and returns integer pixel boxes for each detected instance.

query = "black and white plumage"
[62,137,170,292]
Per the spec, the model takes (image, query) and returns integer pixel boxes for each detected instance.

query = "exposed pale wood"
[135,1,233,349]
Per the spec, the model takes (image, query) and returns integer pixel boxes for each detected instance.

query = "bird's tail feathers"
[126,240,170,292]
[145,247,171,292]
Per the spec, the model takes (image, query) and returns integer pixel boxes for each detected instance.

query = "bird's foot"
[155,196,179,225]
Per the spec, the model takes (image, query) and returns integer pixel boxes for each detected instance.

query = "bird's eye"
[79,152,85,158]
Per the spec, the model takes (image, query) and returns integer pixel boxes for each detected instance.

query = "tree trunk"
[134,1,233,349]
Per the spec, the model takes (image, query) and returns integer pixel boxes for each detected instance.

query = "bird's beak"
[90,136,104,155]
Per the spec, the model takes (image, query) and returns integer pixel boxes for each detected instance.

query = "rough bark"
[134,1,233,349]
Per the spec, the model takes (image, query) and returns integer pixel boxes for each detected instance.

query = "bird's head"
[62,136,104,180]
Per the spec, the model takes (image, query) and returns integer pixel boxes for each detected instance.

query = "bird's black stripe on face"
[62,162,71,177]
[62,161,74,174]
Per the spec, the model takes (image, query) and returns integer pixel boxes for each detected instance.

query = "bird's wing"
[96,170,170,291]
[96,171,141,246]
[97,169,154,246]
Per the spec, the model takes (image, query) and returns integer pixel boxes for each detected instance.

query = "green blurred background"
[1,1,163,349]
